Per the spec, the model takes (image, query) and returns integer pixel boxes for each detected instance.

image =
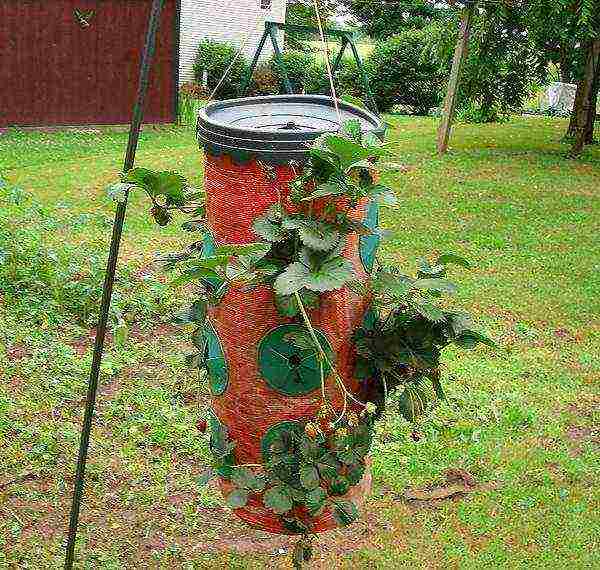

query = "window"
[261,0,272,9]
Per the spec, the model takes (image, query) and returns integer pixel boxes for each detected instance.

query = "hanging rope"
[312,0,342,126]
[207,10,267,103]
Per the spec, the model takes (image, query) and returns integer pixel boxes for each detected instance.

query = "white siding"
[179,0,286,85]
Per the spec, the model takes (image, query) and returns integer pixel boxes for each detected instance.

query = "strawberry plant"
[112,119,494,567]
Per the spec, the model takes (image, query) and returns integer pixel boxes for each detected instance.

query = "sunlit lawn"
[0,116,598,568]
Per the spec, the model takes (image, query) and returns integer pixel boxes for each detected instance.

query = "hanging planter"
[109,95,495,564]
[195,95,384,534]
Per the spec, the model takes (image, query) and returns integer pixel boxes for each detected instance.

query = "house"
[179,0,286,85]
[0,0,286,128]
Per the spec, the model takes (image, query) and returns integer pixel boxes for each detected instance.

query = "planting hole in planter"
[258,324,334,396]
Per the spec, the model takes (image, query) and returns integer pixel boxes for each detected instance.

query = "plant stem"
[293,292,367,424]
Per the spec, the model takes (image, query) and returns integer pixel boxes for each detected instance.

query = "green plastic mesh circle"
[258,324,334,396]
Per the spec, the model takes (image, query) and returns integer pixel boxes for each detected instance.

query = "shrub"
[305,57,365,101]
[250,63,280,96]
[367,30,444,114]
[456,101,510,124]
[270,50,315,93]
[193,39,249,100]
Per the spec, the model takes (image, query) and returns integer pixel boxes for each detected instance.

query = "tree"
[525,0,585,83]
[339,0,445,38]
[286,1,339,50]
[368,29,445,114]
[569,40,600,155]
[427,4,545,122]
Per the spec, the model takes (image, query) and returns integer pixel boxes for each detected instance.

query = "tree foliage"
[339,0,446,38]
[286,0,339,50]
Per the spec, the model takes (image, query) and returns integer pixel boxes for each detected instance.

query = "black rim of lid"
[197,94,385,163]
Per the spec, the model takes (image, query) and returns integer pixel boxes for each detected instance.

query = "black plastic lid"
[197,95,385,164]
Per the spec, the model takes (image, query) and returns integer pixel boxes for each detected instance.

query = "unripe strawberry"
[305,422,318,439]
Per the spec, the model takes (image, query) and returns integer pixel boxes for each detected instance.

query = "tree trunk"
[584,49,600,144]
[570,40,600,156]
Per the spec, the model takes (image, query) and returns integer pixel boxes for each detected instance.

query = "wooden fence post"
[436,4,475,155]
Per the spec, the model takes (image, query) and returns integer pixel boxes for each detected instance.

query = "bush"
[250,63,280,96]
[367,30,444,114]
[456,101,510,124]
[270,50,315,93]
[193,40,249,100]
[305,57,365,101]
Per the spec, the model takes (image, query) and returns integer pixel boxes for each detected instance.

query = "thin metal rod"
[64,1,165,568]
[241,27,269,97]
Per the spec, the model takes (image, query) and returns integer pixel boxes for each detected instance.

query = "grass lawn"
[0,116,599,569]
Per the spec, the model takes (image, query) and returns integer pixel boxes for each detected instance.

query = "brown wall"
[0,0,178,127]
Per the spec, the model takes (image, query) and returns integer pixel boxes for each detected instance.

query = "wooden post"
[436,4,475,155]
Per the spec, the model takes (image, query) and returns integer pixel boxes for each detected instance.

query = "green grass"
[0,117,599,569]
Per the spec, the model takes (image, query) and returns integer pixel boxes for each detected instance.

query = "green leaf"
[316,454,341,480]
[412,278,457,294]
[362,132,385,149]
[299,465,320,490]
[417,257,446,278]
[373,271,413,298]
[275,290,320,317]
[346,280,368,296]
[346,464,366,486]
[416,303,446,323]
[340,119,362,142]
[274,262,311,296]
[306,256,354,293]
[305,486,328,515]
[173,266,223,286]
[398,383,430,422]
[430,373,446,401]
[301,180,346,201]
[282,217,341,251]
[252,204,288,242]
[330,476,351,496]
[214,242,270,258]
[323,135,384,170]
[455,330,497,349]
[231,467,258,491]
[125,168,188,206]
[332,500,359,527]
[437,253,472,269]
[263,486,293,515]
[226,488,249,508]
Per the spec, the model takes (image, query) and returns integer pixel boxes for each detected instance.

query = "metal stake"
[64,1,165,567]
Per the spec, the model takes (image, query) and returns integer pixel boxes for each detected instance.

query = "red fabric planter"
[205,154,371,533]
[197,95,385,534]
